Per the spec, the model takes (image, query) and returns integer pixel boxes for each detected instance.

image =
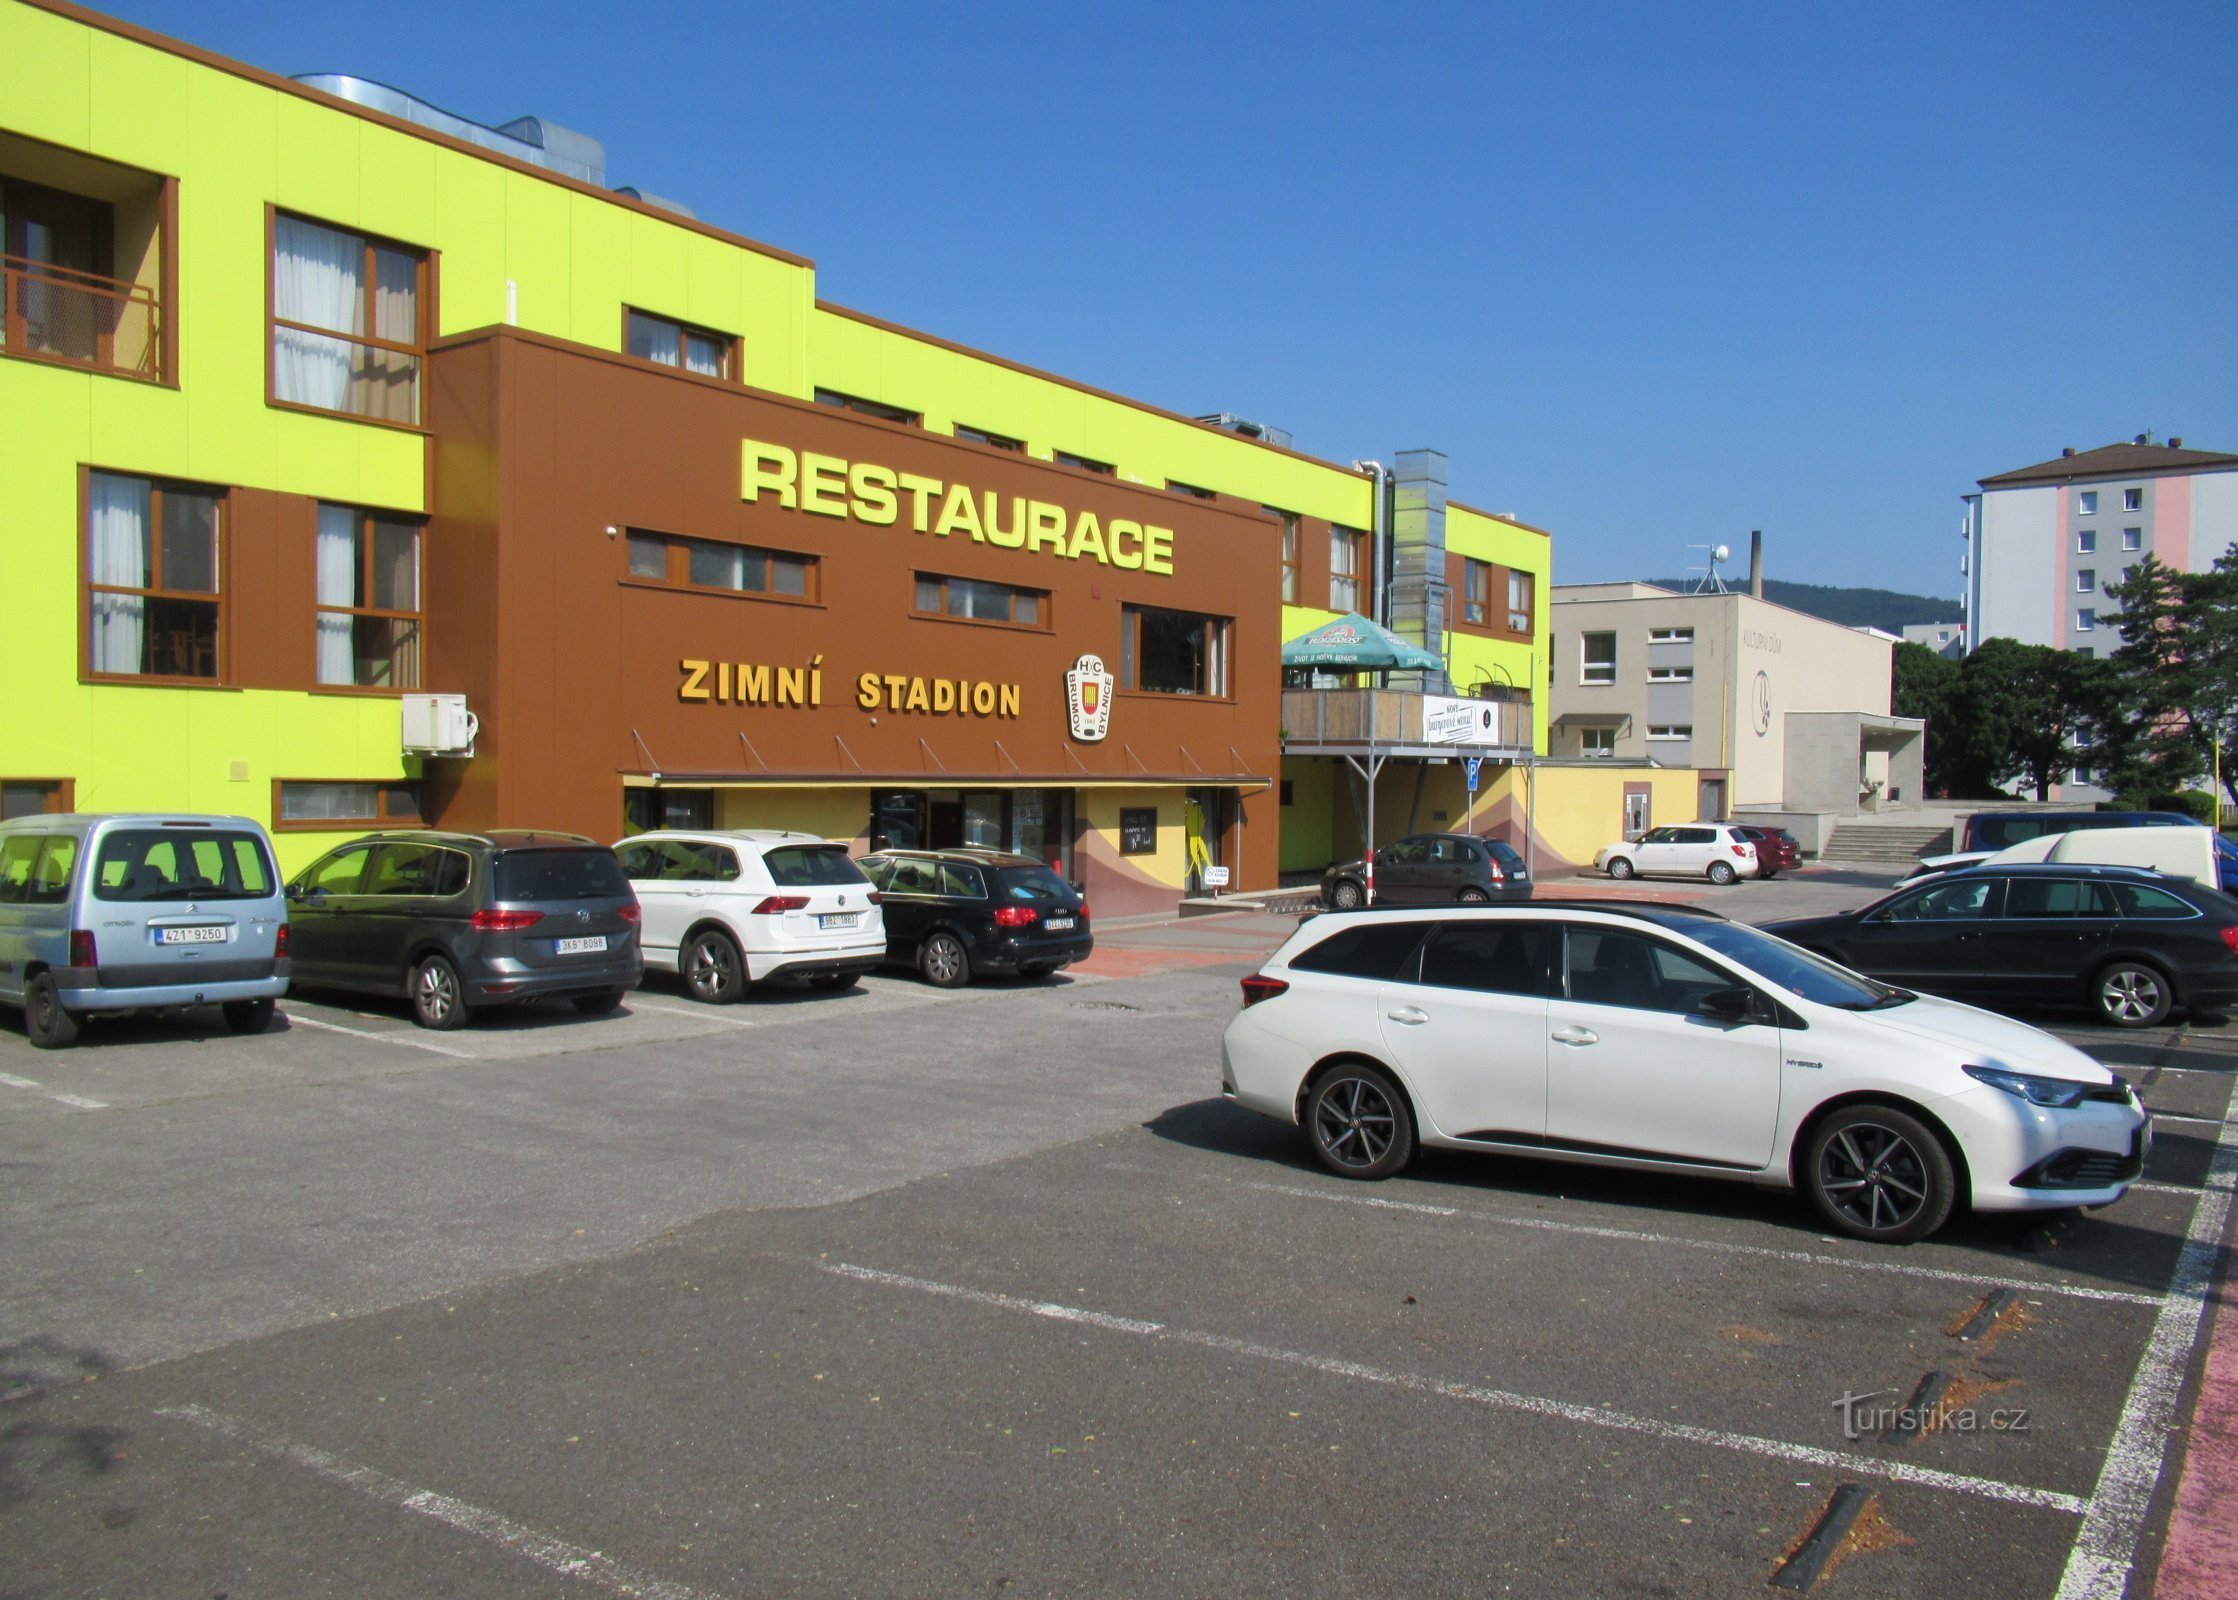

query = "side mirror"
[285,882,304,903]
[1695,987,1761,1025]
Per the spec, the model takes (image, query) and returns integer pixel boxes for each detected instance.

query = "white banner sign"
[1423,695,1505,746]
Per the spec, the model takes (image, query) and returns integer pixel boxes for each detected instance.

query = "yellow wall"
[1445,505,1550,757]
[1518,765,1701,869]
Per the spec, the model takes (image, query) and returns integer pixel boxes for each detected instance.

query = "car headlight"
[1962,1064,2090,1109]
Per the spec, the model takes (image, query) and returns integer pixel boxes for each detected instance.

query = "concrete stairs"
[1818,821,1952,865]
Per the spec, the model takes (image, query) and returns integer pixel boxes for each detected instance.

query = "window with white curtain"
[86,471,222,679]
[315,504,422,687]
[272,214,426,424]
[627,308,735,379]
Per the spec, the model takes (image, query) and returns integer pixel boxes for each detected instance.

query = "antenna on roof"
[1686,543,1731,594]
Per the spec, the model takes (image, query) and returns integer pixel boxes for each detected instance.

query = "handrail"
[2,255,163,380]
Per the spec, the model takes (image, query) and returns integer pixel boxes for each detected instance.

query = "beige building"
[1549,583,1922,823]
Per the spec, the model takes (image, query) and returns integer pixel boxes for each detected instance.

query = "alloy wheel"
[688,934,740,1001]
[414,960,460,1027]
[1815,1122,1930,1235]
[1314,1075,1397,1171]
[2098,965,2167,1027]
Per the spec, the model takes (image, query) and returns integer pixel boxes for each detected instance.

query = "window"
[2075,646,2094,658]
[2123,487,2143,511]
[623,788,715,834]
[1580,727,1616,758]
[276,780,422,829]
[1,779,72,820]
[626,530,816,600]
[1272,510,1299,604]
[1329,527,1365,612]
[1647,665,1693,682]
[363,841,470,897]
[1462,559,1490,625]
[1647,626,1694,643]
[814,387,920,426]
[93,828,274,901]
[270,213,426,424]
[625,307,734,379]
[1121,605,1229,696]
[1647,724,1692,740]
[315,505,422,687]
[1563,928,1734,1014]
[2077,608,2096,632]
[1887,879,1998,920]
[1166,479,1216,499]
[1053,449,1114,476]
[913,571,1046,628]
[1581,632,1616,685]
[85,471,222,680]
[1507,569,1533,633]
[2077,529,2097,553]
[1119,808,1158,855]
[2122,527,2143,551]
[955,424,1024,452]
[2078,491,2098,515]
[1289,920,1426,981]
[2076,568,2096,593]
[2121,565,2136,584]
[1,172,165,381]
[1419,923,1553,996]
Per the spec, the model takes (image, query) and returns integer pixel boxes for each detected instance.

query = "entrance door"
[1186,789,1229,893]
[1698,777,1727,821]
[3,179,110,365]
[1622,788,1651,840]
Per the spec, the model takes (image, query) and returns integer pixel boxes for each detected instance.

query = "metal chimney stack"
[1388,449,1450,693]
[1749,530,1763,598]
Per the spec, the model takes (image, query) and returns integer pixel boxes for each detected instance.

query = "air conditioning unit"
[401,693,479,756]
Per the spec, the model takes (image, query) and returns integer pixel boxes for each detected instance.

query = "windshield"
[1679,919,1911,1010]
[94,829,276,902]
[763,845,870,888]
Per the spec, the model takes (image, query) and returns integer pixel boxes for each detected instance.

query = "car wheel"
[1328,879,1364,909]
[222,998,275,1035]
[807,973,856,992]
[1456,886,1490,904]
[918,931,971,988]
[1605,856,1635,880]
[1707,860,1738,886]
[1804,1105,1956,1244]
[684,929,746,1004]
[409,954,471,1031]
[2094,961,2173,1029]
[1305,1063,1415,1180]
[571,989,626,1015]
[24,974,81,1049]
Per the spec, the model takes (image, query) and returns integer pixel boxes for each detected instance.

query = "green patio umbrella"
[1280,613,1445,671]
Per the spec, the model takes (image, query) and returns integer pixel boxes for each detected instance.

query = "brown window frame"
[315,504,426,693]
[814,387,922,427]
[1462,558,1490,626]
[271,778,425,833]
[1276,512,1299,604]
[1119,603,1232,699]
[266,207,434,432]
[624,528,821,605]
[1166,478,1216,500]
[0,165,174,386]
[82,469,228,686]
[1507,568,1535,634]
[623,305,740,381]
[912,571,1051,631]
[1329,526,1365,612]
[955,423,1025,452]
[1053,449,1115,476]
[1,778,76,819]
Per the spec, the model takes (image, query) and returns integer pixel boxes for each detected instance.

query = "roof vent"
[2061,446,2076,457]
[2135,433,2151,445]
[613,186,697,220]
[2171,436,2185,449]
[1194,412,1293,451]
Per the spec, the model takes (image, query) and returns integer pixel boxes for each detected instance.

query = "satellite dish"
[1712,544,1730,564]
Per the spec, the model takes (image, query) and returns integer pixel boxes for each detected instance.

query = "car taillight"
[2221,926,2238,955]
[1239,974,1288,1008]
[1076,901,1089,919]
[751,895,810,914]
[68,930,98,968]
[470,909,545,931]
[614,902,641,924]
[992,906,1039,928]
[1733,844,1753,856]
[865,891,883,906]
[1487,863,1504,881]
[275,924,290,958]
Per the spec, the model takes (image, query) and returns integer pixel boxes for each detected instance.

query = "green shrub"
[2147,791,2218,822]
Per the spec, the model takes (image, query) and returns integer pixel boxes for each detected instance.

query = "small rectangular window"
[1580,727,1616,757]
[1270,509,1299,604]
[2078,490,2099,514]
[276,779,422,828]
[1,779,73,820]
[955,424,1024,452]
[1647,665,1693,682]
[271,213,427,424]
[315,504,423,688]
[2076,529,2096,553]
[626,529,817,601]
[913,572,1047,629]
[2077,608,2096,632]
[86,471,224,681]
[1166,479,1216,499]
[1053,449,1114,476]
[1581,632,1616,685]
[814,387,920,426]
[2122,527,2142,551]
[1329,527,1365,612]
[1646,724,1692,740]
[1506,569,1533,633]
[2123,487,2143,511]
[2076,568,2096,593]
[1646,626,1694,643]
[626,307,736,379]
[1462,559,1490,625]
[1121,604,1229,696]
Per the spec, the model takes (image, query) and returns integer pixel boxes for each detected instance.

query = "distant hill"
[1643,578,1964,635]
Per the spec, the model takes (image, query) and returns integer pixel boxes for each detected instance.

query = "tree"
[1892,641,1968,794]
[1953,638,2111,801]
[2104,549,2238,802]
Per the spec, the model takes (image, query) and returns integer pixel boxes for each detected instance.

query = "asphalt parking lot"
[3,867,2234,1598]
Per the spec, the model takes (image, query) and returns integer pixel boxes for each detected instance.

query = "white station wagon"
[1221,903,2149,1243]
[1596,823,1760,885]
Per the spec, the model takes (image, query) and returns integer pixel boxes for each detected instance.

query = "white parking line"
[2145,1112,2232,1127]
[281,1012,476,1060]
[624,998,757,1028]
[159,1404,722,1600]
[0,1072,107,1111]
[2054,1081,2238,1600]
[820,1261,2088,1514]
[1245,1181,2167,1308]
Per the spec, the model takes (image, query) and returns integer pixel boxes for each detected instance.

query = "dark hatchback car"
[1736,825,1802,877]
[1762,863,2238,1028]
[286,830,642,1028]
[1321,833,1532,909]
[858,848,1091,987]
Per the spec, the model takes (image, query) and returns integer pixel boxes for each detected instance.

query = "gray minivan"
[0,813,290,1049]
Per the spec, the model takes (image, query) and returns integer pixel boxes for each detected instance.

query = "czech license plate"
[158,925,228,946]
[1045,916,1075,931]
[819,913,859,930]
[554,935,608,955]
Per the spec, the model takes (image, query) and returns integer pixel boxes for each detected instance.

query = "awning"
[1553,711,1631,726]
[621,773,1273,794]
[1281,613,1444,671]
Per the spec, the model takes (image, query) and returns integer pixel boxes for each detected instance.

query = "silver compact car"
[0,813,291,1048]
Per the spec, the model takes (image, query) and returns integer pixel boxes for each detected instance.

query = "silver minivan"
[0,813,291,1049]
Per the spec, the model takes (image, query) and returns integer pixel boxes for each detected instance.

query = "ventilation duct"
[1388,449,1449,693]
[292,75,607,186]
[1194,412,1293,451]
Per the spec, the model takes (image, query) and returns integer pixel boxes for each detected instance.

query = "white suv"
[1221,903,2148,1242]
[1596,823,1759,884]
[614,831,886,1002]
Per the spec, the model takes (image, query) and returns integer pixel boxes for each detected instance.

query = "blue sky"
[107,0,2238,598]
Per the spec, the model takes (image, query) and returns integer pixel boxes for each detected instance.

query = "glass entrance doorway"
[871,788,1075,878]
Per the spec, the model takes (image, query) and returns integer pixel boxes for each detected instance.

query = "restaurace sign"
[742,440,1177,575]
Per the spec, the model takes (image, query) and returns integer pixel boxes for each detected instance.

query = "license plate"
[554,935,608,955]
[158,925,228,946]
[819,913,859,930]
[1045,916,1075,931]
